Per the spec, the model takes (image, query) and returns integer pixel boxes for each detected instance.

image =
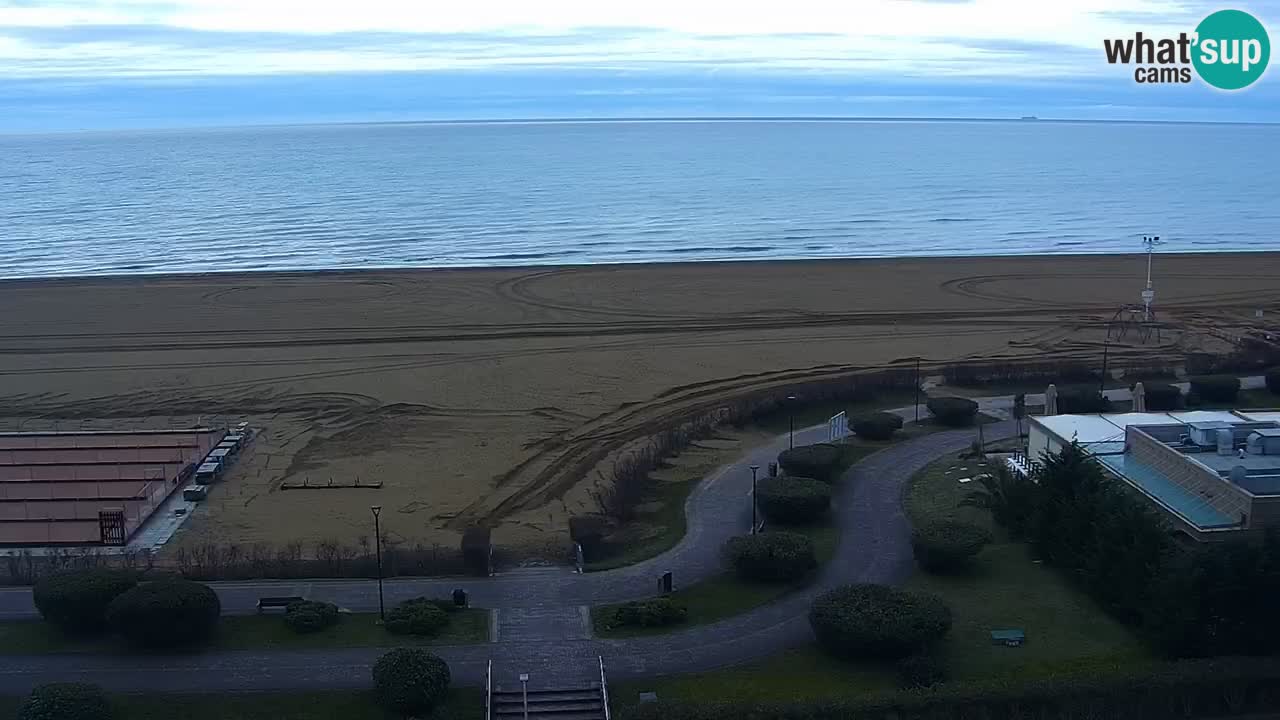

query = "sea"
[1,119,1277,279]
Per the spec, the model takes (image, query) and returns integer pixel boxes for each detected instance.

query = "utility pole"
[1099,338,1110,399]
[750,465,759,535]
[914,357,922,423]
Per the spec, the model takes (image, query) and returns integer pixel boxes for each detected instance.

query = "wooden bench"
[256,596,304,613]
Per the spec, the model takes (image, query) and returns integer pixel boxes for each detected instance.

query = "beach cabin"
[216,440,240,457]
[194,462,222,485]
[207,447,232,465]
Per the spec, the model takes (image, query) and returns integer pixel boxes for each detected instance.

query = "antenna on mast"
[1141,235,1162,322]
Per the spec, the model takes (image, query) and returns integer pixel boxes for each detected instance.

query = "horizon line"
[7,114,1279,137]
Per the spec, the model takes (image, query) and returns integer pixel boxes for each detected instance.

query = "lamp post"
[749,464,760,534]
[914,357,922,423]
[786,394,798,450]
[371,505,385,622]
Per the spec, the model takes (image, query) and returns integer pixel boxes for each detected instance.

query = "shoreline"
[3,248,1279,287]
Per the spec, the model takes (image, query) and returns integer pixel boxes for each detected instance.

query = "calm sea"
[1,120,1277,279]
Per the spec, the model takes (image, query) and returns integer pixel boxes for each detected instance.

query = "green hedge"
[723,532,817,583]
[372,648,451,716]
[925,397,978,427]
[850,412,902,441]
[1189,375,1241,403]
[1266,367,1280,395]
[756,477,831,525]
[898,653,947,689]
[386,597,450,636]
[623,658,1280,720]
[32,569,137,635]
[284,600,340,634]
[777,443,843,482]
[1140,382,1182,411]
[610,598,687,628]
[106,580,220,649]
[1055,387,1111,414]
[809,584,951,661]
[18,683,112,720]
[911,520,992,573]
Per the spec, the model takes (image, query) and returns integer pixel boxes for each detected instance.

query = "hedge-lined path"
[0,420,1014,693]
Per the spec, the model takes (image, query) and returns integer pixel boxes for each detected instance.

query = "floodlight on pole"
[786,395,798,450]
[749,465,760,534]
[371,505,385,622]
[1141,235,1162,322]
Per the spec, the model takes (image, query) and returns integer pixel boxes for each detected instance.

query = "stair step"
[493,700,603,713]
[493,711,604,720]
[493,688,600,701]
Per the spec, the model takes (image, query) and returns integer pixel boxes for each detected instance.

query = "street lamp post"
[786,394,798,450]
[914,357,922,423]
[749,464,760,534]
[371,505,385,622]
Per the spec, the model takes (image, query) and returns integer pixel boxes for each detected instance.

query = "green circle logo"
[1193,9,1270,90]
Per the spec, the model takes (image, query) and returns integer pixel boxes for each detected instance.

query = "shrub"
[850,412,902,441]
[1056,387,1111,414]
[723,532,817,583]
[809,584,951,660]
[372,648,451,716]
[18,683,112,720]
[32,569,137,635]
[611,598,687,628]
[1140,382,1182,411]
[756,477,831,524]
[777,443,843,482]
[1268,367,1280,395]
[911,520,992,573]
[385,597,449,636]
[461,526,491,576]
[106,579,220,649]
[284,600,340,633]
[569,515,608,561]
[925,397,978,427]
[1190,375,1241,403]
[898,653,947,689]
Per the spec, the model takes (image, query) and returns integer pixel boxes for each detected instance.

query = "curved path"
[0,420,1014,694]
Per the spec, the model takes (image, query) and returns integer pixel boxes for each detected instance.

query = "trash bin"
[768,462,778,478]
[659,571,673,594]
[452,588,468,608]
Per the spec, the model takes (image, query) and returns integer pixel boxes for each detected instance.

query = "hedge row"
[777,443,843,482]
[756,477,831,525]
[32,569,137,635]
[284,600,340,634]
[850,412,903,441]
[925,397,978,427]
[1267,367,1280,395]
[622,657,1280,720]
[609,598,687,629]
[106,579,220,649]
[723,532,817,583]
[385,597,451,637]
[1189,374,1241,403]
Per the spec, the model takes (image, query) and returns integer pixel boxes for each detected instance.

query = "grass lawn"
[903,453,1154,682]
[0,609,489,655]
[591,521,837,638]
[0,688,483,720]
[753,391,920,435]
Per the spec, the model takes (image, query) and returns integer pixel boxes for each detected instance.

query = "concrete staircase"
[491,683,607,720]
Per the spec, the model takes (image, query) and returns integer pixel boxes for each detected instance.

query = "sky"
[0,0,1277,131]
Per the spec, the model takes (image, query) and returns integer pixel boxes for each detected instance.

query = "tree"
[18,683,111,720]
[962,466,1036,539]
[106,580,220,649]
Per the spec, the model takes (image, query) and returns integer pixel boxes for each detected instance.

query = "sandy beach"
[1,253,1277,552]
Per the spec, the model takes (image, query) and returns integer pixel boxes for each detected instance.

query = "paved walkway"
[0,420,1013,693]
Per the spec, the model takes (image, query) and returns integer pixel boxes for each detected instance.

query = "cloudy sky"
[1,0,1276,131]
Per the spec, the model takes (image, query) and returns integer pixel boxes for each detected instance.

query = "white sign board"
[828,411,849,442]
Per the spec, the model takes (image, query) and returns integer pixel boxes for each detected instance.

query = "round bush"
[850,412,902,441]
[756,477,831,525]
[106,579,220,649]
[385,597,449,636]
[32,569,137,635]
[1140,382,1182,411]
[611,598,687,628]
[372,647,451,716]
[809,584,952,660]
[898,653,947,689]
[911,520,992,573]
[1190,375,1241,403]
[1267,368,1280,396]
[777,443,843,482]
[18,683,111,720]
[284,600,340,634]
[926,397,979,427]
[723,531,817,583]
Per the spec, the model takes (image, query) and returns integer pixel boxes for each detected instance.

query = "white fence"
[828,411,849,442]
